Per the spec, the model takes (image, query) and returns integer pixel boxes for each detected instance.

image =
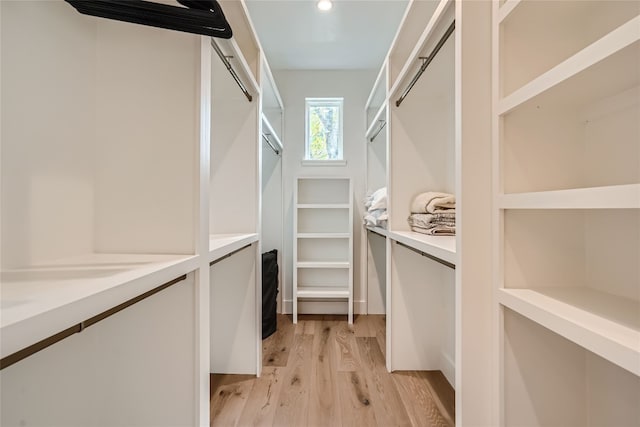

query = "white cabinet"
[494,1,640,425]
[293,177,353,324]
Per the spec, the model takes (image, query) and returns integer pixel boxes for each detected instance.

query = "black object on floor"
[262,249,278,340]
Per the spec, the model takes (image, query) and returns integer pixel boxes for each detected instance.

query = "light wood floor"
[210,314,455,427]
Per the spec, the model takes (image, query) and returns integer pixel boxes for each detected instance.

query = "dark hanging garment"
[262,250,279,339]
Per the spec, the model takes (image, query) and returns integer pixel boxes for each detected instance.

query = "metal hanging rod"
[395,20,455,108]
[0,274,188,370]
[262,134,280,156]
[369,120,387,143]
[209,243,252,266]
[211,39,253,102]
[395,241,455,270]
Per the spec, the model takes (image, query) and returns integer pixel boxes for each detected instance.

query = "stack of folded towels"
[408,191,456,235]
[363,187,388,228]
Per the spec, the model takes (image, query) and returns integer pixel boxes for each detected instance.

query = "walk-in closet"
[1,0,638,426]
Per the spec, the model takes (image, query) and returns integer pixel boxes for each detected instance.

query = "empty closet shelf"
[498,184,640,209]
[297,203,350,209]
[209,233,258,262]
[366,225,389,238]
[0,253,199,360]
[297,233,350,239]
[296,261,350,269]
[498,287,640,376]
[388,230,456,265]
[296,287,350,298]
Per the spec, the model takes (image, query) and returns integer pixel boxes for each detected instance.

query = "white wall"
[274,70,376,315]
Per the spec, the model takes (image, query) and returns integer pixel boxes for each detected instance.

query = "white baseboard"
[441,351,455,388]
[281,299,367,315]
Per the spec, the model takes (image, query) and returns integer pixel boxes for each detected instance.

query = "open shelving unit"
[494,1,640,425]
[1,2,205,424]
[363,1,496,424]
[293,177,353,324]
[1,0,271,425]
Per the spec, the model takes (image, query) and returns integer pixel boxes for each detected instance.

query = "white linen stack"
[363,187,388,229]
[408,191,456,236]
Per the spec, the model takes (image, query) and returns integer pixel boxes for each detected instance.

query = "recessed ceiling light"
[317,0,332,11]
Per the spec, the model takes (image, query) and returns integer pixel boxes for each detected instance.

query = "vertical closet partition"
[260,57,285,312]
[208,0,262,376]
[363,0,494,424]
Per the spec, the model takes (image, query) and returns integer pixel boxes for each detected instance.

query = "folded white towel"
[410,191,455,214]
[410,225,455,236]
[365,187,387,211]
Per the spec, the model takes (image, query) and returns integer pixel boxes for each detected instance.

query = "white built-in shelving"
[293,177,353,324]
[363,1,496,424]
[494,1,640,425]
[1,0,271,425]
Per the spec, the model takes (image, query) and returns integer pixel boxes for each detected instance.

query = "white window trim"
[304,97,344,161]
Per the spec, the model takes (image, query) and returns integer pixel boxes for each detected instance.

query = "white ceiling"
[244,0,409,70]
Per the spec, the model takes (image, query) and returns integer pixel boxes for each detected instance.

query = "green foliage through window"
[306,98,343,160]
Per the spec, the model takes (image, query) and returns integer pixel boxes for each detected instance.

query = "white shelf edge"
[498,288,640,377]
[499,184,640,209]
[498,16,640,115]
[366,225,390,238]
[297,233,350,239]
[208,233,259,263]
[389,0,454,101]
[296,287,350,298]
[365,58,388,111]
[365,103,388,140]
[0,253,200,359]
[297,203,350,209]
[388,230,457,265]
[261,113,283,152]
[296,261,350,269]
[497,0,522,24]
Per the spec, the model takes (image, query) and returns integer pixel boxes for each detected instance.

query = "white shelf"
[366,225,390,238]
[296,286,350,299]
[297,203,350,209]
[296,261,350,269]
[261,113,283,152]
[388,230,457,266]
[498,16,640,115]
[0,253,199,359]
[499,184,640,210]
[208,233,259,263]
[499,287,640,376]
[497,0,522,24]
[365,103,387,140]
[296,233,350,239]
[389,0,453,100]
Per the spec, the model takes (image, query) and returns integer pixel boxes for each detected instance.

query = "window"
[305,98,343,161]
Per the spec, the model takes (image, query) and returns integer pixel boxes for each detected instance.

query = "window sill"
[301,160,348,167]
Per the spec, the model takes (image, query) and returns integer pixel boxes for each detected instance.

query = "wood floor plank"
[337,371,378,427]
[419,370,456,425]
[356,337,412,427]
[236,367,283,427]
[335,321,360,372]
[353,314,373,337]
[210,374,255,427]
[308,320,342,426]
[263,314,295,367]
[272,334,313,426]
[371,315,386,358]
[392,371,452,427]
[210,316,455,427]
